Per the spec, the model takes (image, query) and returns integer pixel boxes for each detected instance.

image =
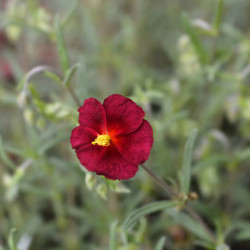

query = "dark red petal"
[103,94,145,135]
[95,144,138,180]
[70,126,97,150]
[75,145,106,172]
[78,98,107,134]
[113,120,153,165]
[70,126,105,172]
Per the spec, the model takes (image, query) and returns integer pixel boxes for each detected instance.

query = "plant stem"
[141,164,216,242]
[141,164,177,198]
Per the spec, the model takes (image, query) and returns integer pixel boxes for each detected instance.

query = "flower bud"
[188,192,198,201]
[36,118,46,130]
[96,183,107,200]
[17,91,27,108]
[24,108,34,125]
[85,172,96,190]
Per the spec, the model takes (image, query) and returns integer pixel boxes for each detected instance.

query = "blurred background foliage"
[1,0,250,249]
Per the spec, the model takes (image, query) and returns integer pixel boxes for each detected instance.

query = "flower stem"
[141,164,177,198]
[141,164,216,242]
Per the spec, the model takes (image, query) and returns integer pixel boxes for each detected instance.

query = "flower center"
[91,134,111,146]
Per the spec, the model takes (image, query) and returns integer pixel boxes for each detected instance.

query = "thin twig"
[141,164,216,242]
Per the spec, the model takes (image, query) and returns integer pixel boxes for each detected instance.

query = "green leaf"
[44,71,62,85]
[17,77,26,91]
[182,13,208,65]
[123,200,178,230]
[62,63,81,86]
[155,236,166,250]
[54,15,70,73]
[8,228,18,250]
[213,0,224,34]
[62,0,79,28]
[109,220,118,250]
[0,135,15,169]
[28,85,41,99]
[181,129,198,194]
[167,210,213,243]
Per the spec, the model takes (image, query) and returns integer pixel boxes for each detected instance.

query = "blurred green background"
[1,0,250,249]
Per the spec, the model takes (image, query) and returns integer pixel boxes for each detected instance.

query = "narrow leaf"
[213,0,224,34]
[123,201,178,230]
[167,210,213,243]
[62,63,80,86]
[181,129,198,194]
[155,236,166,250]
[0,135,15,169]
[44,71,62,85]
[109,220,118,250]
[8,228,18,250]
[62,0,79,28]
[17,77,26,91]
[182,13,208,65]
[54,15,70,73]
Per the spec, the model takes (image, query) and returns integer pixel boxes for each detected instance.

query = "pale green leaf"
[44,70,62,84]
[155,236,166,250]
[62,63,81,86]
[109,220,118,250]
[54,15,69,73]
[0,135,15,169]
[123,200,178,230]
[8,228,18,250]
[213,0,224,34]
[181,129,198,194]
[182,13,208,64]
[167,209,213,243]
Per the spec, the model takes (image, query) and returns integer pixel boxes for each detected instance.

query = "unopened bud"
[188,192,198,201]
[96,183,107,200]
[85,172,96,190]
[3,174,12,187]
[36,118,46,130]
[113,183,130,194]
[178,193,188,202]
[17,92,27,108]
[24,108,34,125]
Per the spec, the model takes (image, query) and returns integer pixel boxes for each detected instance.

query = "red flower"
[70,94,153,180]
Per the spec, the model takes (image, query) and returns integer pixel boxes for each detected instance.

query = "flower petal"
[95,144,138,180]
[78,98,107,134]
[70,126,105,172]
[70,125,97,150]
[72,143,104,173]
[113,120,153,165]
[103,94,145,135]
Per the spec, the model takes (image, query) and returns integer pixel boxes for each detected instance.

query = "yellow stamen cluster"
[91,134,111,146]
